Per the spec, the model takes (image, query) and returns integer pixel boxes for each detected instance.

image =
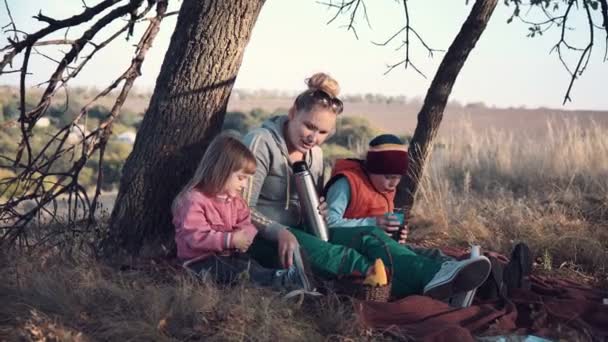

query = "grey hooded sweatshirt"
[242,115,325,240]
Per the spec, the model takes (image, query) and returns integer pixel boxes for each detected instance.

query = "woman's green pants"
[249,225,443,298]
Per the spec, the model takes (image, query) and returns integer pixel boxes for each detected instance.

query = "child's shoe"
[423,256,491,300]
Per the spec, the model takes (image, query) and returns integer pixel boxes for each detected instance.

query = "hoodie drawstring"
[284,155,290,210]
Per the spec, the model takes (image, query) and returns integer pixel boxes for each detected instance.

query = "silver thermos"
[292,161,329,241]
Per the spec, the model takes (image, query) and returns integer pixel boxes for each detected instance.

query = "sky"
[1,0,607,110]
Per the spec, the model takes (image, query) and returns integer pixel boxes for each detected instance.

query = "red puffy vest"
[326,159,395,218]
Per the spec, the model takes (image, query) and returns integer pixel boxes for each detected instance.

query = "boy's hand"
[232,230,254,252]
[397,225,409,244]
[318,196,329,219]
[376,215,400,236]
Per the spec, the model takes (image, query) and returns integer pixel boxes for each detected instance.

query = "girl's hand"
[318,196,329,219]
[232,230,254,252]
[376,215,400,236]
[277,228,300,268]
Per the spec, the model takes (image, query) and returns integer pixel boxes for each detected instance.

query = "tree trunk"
[394,0,498,211]
[104,0,265,256]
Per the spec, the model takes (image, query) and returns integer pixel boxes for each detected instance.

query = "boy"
[324,134,410,241]
[325,134,453,267]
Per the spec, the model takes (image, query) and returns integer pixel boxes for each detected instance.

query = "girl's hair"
[172,133,256,210]
[293,72,344,115]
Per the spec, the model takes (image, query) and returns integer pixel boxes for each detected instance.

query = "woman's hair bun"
[306,72,340,98]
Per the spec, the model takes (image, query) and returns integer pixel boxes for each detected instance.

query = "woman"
[242,73,490,299]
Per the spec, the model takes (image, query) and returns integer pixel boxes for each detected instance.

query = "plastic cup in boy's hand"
[376,213,401,236]
[382,212,406,242]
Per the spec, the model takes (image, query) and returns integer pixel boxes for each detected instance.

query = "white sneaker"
[423,256,491,300]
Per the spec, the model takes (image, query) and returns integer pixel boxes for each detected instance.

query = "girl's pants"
[187,253,276,287]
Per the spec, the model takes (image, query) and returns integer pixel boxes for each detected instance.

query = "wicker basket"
[336,231,394,302]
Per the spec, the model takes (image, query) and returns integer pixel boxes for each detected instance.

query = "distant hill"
[2,85,606,138]
[226,95,608,138]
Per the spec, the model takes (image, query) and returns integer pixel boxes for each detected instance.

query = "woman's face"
[286,107,337,153]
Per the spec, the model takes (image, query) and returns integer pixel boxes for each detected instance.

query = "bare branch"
[320,0,363,38]
[15,0,146,167]
[600,0,608,61]
[0,0,121,74]
[506,0,607,103]
[562,0,595,104]
[2,0,18,41]
[33,11,61,26]
[372,26,406,46]
[65,3,155,83]
[0,0,168,249]
[324,0,438,76]
[34,39,78,47]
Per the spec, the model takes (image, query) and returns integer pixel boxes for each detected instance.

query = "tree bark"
[394,0,498,211]
[104,0,265,256]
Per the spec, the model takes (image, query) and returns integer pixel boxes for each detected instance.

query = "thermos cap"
[292,161,309,173]
[470,245,481,258]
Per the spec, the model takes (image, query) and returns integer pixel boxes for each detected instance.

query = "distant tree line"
[1,89,395,199]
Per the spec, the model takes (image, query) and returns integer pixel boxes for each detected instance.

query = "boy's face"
[369,174,402,193]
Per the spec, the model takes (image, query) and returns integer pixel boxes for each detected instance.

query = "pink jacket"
[172,189,258,265]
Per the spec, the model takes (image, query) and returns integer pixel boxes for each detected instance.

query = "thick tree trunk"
[104,0,265,256]
[395,0,498,211]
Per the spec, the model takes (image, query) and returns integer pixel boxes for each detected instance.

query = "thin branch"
[600,0,608,61]
[33,39,78,47]
[0,0,121,74]
[65,3,155,83]
[32,47,77,69]
[320,0,362,38]
[562,0,594,104]
[15,0,146,167]
[323,0,438,76]
[16,45,33,168]
[372,26,406,46]
[0,0,169,249]
[3,0,18,41]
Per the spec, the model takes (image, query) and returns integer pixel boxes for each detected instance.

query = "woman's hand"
[318,196,329,219]
[376,214,401,236]
[277,228,300,268]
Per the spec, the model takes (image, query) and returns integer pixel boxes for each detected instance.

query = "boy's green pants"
[249,225,443,298]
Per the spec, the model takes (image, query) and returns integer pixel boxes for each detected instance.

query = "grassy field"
[1,97,607,340]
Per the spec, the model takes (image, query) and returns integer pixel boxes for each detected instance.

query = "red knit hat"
[365,134,408,175]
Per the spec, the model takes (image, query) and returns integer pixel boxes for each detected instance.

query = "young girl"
[172,133,312,292]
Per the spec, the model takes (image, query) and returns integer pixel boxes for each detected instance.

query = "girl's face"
[369,174,402,193]
[222,168,253,198]
[286,108,337,153]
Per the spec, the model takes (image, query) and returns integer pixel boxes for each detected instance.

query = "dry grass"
[1,117,607,341]
[410,118,608,282]
[0,248,389,341]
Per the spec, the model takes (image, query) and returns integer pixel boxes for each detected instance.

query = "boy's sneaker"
[423,256,492,300]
